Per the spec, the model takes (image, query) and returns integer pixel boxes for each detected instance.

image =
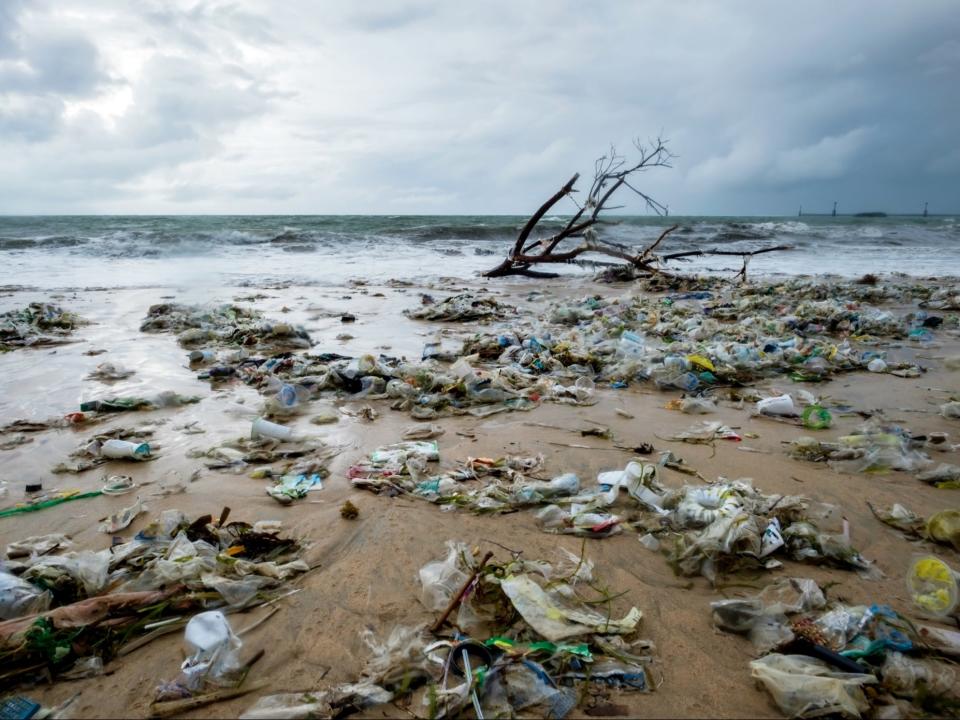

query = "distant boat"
[854,212,887,218]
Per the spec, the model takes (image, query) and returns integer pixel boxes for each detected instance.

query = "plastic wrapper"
[750,653,876,718]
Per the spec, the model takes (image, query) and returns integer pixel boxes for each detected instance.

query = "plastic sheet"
[750,653,876,718]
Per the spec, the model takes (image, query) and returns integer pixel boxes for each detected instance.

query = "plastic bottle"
[668,372,700,392]
[188,349,215,364]
[619,330,645,357]
[664,355,691,372]
[100,439,150,459]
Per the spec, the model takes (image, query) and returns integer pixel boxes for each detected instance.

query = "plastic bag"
[0,570,51,619]
[926,510,960,550]
[418,541,470,612]
[500,574,642,641]
[680,396,716,414]
[750,653,876,718]
[180,610,243,689]
[881,651,957,697]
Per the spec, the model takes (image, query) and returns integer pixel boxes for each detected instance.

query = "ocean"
[2,214,957,289]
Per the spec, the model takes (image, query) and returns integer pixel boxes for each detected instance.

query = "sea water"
[1,214,957,289]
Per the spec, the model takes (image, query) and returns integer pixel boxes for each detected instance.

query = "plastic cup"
[251,417,293,441]
[757,395,795,416]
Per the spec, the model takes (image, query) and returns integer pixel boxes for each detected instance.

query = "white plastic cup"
[251,417,293,441]
[757,394,795,416]
[100,439,150,459]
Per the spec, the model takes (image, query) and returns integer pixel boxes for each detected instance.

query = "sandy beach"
[1,270,958,719]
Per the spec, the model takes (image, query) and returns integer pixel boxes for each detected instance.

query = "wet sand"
[0,275,958,718]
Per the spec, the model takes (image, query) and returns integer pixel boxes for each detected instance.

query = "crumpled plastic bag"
[0,571,52,620]
[418,541,471,612]
[500,574,642,641]
[711,577,825,653]
[6,534,73,559]
[926,510,960,550]
[750,653,876,718]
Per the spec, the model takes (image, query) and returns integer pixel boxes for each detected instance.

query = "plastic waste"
[917,463,960,485]
[802,405,833,429]
[680,396,715,414]
[867,358,887,373]
[98,496,147,533]
[251,417,293,441]
[881,651,957,697]
[188,349,216,364]
[6,533,73,558]
[180,611,243,690]
[418,540,470,612]
[619,330,645,357]
[0,571,51,620]
[926,510,960,550]
[500,574,642,641]
[574,376,595,403]
[941,401,960,419]
[100,439,151,459]
[749,653,876,718]
[756,394,796,417]
[61,655,105,680]
[266,474,323,504]
[906,555,958,617]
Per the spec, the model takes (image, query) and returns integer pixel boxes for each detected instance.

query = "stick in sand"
[430,551,493,634]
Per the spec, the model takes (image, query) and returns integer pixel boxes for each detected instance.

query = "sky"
[1,0,958,216]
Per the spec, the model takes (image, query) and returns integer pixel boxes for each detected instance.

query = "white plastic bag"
[750,653,875,718]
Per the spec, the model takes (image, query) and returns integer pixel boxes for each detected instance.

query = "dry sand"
[0,275,958,718]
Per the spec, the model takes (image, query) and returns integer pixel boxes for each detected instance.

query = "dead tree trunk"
[483,138,789,280]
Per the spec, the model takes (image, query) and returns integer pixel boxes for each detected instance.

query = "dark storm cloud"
[0,0,957,214]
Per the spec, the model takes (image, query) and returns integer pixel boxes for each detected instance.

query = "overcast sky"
[1,1,957,215]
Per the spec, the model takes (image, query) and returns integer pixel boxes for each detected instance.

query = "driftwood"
[483,138,788,281]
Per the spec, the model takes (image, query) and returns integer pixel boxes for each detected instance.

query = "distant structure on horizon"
[797,201,928,218]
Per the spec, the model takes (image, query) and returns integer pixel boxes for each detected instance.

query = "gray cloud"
[0,0,958,214]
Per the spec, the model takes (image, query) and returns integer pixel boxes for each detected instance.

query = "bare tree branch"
[483,137,787,280]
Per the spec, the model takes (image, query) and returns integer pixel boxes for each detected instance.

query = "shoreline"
[0,271,958,718]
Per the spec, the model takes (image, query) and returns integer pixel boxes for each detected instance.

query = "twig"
[149,684,266,718]
[430,551,493,634]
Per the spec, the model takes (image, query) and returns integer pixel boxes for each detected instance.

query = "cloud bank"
[1,0,957,214]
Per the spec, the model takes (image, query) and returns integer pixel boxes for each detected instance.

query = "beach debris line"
[0,303,86,351]
[711,577,960,718]
[0,507,309,686]
[140,302,311,351]
[242,543,658,719]
[403,292,514,322]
